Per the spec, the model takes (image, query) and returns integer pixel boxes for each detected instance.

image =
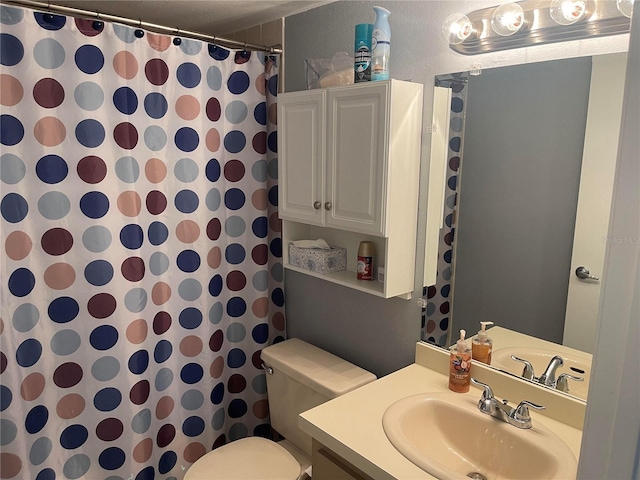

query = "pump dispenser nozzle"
[478,321,494,340]
[456,329,468,352]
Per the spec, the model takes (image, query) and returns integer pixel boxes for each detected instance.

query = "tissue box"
[288,244,347,274]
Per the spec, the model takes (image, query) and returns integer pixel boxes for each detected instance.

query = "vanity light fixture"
[491,2,527,36]
[445,0,632,54]
[442,13,478,44]
[549,0,589,25]
[617,0,634,17]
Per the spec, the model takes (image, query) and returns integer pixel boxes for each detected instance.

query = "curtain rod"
[0,0,283,54]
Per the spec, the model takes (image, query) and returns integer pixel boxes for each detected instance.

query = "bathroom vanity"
[299,342,585,480]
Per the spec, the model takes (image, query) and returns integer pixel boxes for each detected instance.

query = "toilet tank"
[260,338,376,457]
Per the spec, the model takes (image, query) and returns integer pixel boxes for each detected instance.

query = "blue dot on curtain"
[99,447,126,470]
[48,296,79,323]
[84,260,114,286]
[179,308,202,329]
[94,388,122,412]
[76,119,105,147]
[1,192,29,223]
[75,44,104,74]
[451,97,464,113]
[148,221,169,246]
[80,191,109,219]
[449,136,461,153]
[268,185,278,207]
[128,350,149,375]
[206,158,221,182]
[227,348,246,368]
[441,284,451,297]
[174,127,199,152]
[1,6,24,25]
[270,237,282,257]
[154,340,173,363]
[34,12,66,30]
[0,385,12,411]
[228,399,248,418]
[35,155,68,184]
[182,417,205,437]
[223,130,245,153]
[34,468,54,480]
[447,174,458,190]
[120,224,144,249]
[227,71,249,94]
[268,74,278,97]
[208,275,223,297]
[224,188,245,210]
[208,45,230,61]
[25,405,48,433]
[144,92,168,119]
[177,250,200,273]
[177,62,201,88]
[90,325,118,350]
[251,217,268,238]
[135,466,155,480]
[113,86,138,114]
[252,323,269,344]
[271,287,285,308]
[225,244,245,264]
[159,451,178,474]
[443,249,453,263]
[9,268,36,297]
[180,363,203,384]
[1,114,24,145]
[268,131,278,153]
[16,338,42,367]
[0,34,24,66]
[227,297,246,318]
[254,102,267,125]
[60,424,88,449]
[174,190,199,213]
[211,382,225,405]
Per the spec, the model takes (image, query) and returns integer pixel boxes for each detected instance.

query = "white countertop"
[299,359,583,480]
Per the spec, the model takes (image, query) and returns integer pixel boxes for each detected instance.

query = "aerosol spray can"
[354,23,372,82]
[357,241,376,281]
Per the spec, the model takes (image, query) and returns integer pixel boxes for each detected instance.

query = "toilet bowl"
[184,338,376,479]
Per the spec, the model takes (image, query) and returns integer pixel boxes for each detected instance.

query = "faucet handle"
[556,372,584,393]
[471,378,498,414]
[510,355,535,380]
[471,378,494,399]
[512,400,545,424]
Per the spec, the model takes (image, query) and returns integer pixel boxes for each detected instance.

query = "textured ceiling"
[47,0,331,36]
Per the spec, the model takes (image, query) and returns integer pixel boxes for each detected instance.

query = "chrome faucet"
[510,354,584,393]
[471,378,545,429]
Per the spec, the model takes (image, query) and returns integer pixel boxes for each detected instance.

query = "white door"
[326,83,387,235]
[277,90,325,226]
[563,53,628,352]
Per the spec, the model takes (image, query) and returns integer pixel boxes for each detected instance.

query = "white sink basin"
[382,392,577,480]
[491,347,591,400]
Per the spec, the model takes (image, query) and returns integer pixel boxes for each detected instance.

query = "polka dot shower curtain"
[0,5,284,480]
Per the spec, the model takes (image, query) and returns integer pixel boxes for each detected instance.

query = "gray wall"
[453,58,592,344]
[281,0,629,378]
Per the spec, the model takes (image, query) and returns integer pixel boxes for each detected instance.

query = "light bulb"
[616,0,634,18]
[550,0,588,25]
[442,13,476,45]
[491,3,526,36]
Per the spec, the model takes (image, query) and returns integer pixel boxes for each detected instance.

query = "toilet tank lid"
[261,338,376,399]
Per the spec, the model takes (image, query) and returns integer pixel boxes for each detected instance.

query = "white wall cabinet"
[278,80,423,299]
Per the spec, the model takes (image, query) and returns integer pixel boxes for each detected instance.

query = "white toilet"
[184,338,376,480]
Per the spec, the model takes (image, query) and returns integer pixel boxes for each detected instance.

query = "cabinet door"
[326,83,387,235]
[278,90,325,226]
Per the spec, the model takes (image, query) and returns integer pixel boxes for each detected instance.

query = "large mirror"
[422,51,628,402]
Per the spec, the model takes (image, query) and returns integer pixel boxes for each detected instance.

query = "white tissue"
[290,238,331,249]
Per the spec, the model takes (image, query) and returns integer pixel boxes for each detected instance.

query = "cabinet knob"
[324,202,332,210]
[313,201,321,210]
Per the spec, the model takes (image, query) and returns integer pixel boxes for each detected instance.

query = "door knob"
[575,266,599,281]
[313,201,321,210]
[324,202,332,210]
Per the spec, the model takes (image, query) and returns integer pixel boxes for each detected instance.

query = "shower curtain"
[0,6,284,480]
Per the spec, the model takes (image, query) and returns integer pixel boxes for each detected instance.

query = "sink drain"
[467,473,488,480]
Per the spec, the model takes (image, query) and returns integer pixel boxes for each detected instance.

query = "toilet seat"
[183,437,301,480]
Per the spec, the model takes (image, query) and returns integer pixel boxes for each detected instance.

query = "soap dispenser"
[449,329,472,393]
[472,321,494,365]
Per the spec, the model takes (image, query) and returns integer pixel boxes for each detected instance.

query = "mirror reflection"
[422,51,628,401]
